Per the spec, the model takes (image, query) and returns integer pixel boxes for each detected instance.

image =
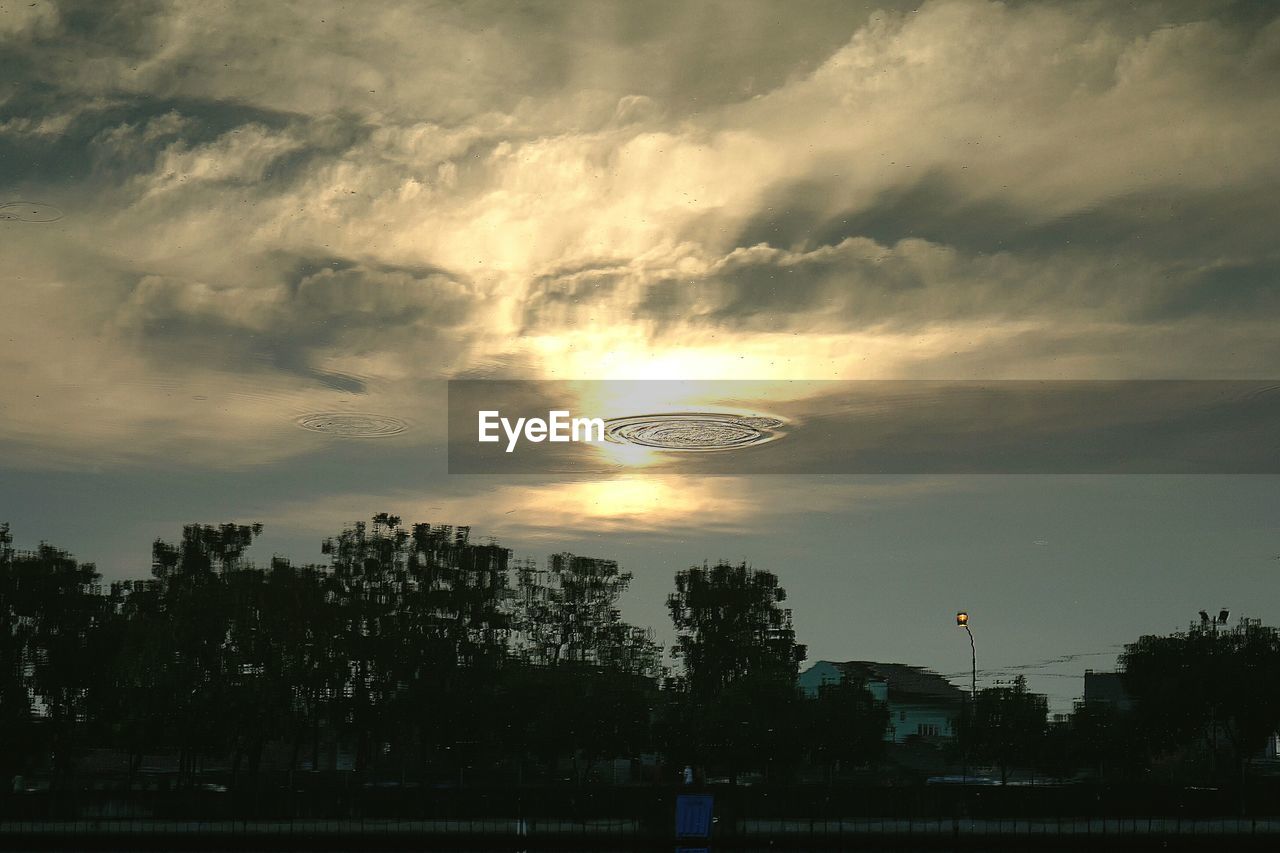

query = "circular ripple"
[0,201,64,222]
[295,412,408,437]
[603,412,787,452]
[1240,382,1280,403]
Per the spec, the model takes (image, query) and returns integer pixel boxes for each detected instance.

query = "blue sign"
[675,793,714,838]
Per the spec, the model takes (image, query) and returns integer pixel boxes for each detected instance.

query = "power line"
[940,646,1124,681]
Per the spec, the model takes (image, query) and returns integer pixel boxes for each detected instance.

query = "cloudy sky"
[2,0,1279,708]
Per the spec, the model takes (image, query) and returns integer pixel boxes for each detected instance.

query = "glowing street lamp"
[956,611,976,700]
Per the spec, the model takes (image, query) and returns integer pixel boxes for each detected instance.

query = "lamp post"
[956,611,976,785]
[956,611,976,701]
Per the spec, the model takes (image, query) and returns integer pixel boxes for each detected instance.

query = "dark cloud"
[514,236,1164,334]
[737,171,1280,263]
[110,257,475,388]
[3,0,921,134]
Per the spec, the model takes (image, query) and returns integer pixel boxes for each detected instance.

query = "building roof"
[810,660,966,706]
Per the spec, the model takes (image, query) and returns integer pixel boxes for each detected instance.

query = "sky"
[2,0,1279,711]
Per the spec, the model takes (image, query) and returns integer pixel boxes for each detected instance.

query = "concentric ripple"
[0,201,64,222]
[1239,382,1280,404]
[603,412,787,452]
[295,412,408,437]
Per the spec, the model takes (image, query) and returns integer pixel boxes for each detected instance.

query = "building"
[799,660,965,744]
[1082,670,1132,711]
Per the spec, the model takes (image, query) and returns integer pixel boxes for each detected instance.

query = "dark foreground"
[5,817,1280,850]
[8,782,1280,849]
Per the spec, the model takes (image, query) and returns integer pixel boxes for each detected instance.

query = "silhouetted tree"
[322,514,413,773]
[805,675,889,782]
[959,676,1048,784]
[114,524,267,785]
[0,529,112,784]
[668,561,806,697]
[665,561,807,782]
[1121,619,1280,792]
[505,552,662,782]
[0,523,35,786]
[402,520,513,780]
[220,561,303,780]
[501,662,656,784]
[259,556,345,775]
[322,516,514,779]
[513,553,662,677]
[1,526,38,785]
[1047,699,1144,782]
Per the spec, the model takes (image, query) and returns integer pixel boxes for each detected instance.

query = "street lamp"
[955,611,977,785]
[956,611,976,700]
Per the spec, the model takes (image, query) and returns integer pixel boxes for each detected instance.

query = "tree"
[322,514,414,774]
[513,552,662,677]
[0,528,113,784]
[805,675,889,782]
[110,523,268,786]
[1121,618,1280,791]
[1055,699,1144,782]
[400,520,513,780]
[505,551,662,783]
[665,561,807,781]
[500,662,657,785]
[668,561,806,697]
[259,556,345,776]
[322,516,514,779]
[959,676,1048,784]
[0,523,35,786]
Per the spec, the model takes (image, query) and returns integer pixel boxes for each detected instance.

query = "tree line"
[2,517,1279,794]
[0,516,873,789]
